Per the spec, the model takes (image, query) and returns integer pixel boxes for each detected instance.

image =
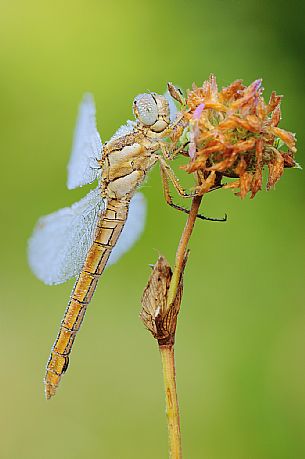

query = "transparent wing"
[109,119,135,142]
[164,90,178,122]
[107,192,147,266]
[28,187,105,285]
[67,93,103,190]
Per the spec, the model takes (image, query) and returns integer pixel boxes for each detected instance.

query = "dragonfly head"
[133,93,170,133]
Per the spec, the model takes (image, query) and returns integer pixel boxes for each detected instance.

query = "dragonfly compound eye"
[133,94,158,126]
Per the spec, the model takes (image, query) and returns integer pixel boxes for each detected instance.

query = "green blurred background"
[1,0,304,457]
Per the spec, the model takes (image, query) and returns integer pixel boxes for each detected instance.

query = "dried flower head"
[178,75,298,198]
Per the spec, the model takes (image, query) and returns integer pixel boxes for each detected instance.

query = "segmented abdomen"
[44,199,129,399]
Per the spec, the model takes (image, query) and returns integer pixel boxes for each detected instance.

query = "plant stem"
[160,195,203,458]
[159,344,182,459]
[166,195,203,310]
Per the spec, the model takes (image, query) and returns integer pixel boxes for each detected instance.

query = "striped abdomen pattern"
[44,199,129,399]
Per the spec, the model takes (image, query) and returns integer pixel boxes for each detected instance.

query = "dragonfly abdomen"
[44,199,129,399]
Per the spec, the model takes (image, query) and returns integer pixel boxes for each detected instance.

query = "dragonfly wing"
[109,119,135,142]
[164,90,178,122]
[67,93,103,190]
[28,187,105,285]
[107,192,147,266]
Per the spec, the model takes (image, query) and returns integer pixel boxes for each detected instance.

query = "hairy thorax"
[100,127,163,200]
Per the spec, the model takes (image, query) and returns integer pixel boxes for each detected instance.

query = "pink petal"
[193,103,205,120]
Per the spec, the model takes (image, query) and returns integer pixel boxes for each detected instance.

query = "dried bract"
[167,82,186,106]
[140,255,187,345]
[177,75,298,198]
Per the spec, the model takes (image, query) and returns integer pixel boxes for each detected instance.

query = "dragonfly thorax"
[133,93,170,133]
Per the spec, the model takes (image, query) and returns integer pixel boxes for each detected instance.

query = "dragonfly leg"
[161,112,185,137]
[160,141,190,160]
[158,156,197,198]
[159,162,227,222]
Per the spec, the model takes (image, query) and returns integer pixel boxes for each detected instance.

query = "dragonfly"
[29,86,223,399]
